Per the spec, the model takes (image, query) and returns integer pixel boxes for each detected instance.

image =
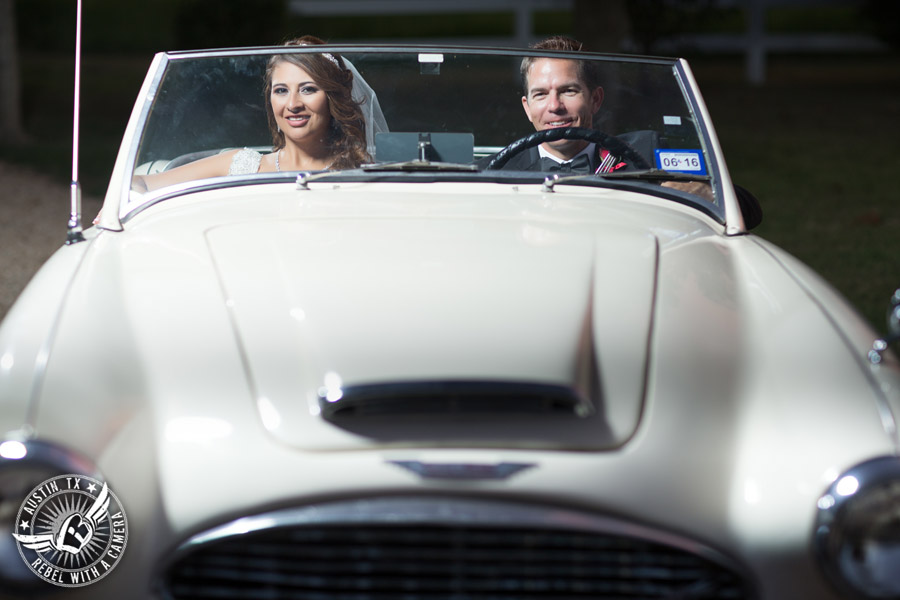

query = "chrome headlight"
[0,437,99,594]
[815,456,900,599]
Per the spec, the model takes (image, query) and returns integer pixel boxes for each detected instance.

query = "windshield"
[125,47,718,214]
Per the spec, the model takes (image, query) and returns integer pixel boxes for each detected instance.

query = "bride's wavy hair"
[264,36,369,169]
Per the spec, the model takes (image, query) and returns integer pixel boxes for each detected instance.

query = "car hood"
[10,183,896,568]
[205,214,658,450]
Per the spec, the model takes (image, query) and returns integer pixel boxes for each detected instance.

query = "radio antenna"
[66,0,85,245]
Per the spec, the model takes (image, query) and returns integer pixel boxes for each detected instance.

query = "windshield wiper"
[599,169,710,182]
[361,160,478,173]
[537,169,712,194]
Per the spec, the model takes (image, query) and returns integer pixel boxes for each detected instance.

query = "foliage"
[693,54,900,330]
[14,0,290,53]
[16,0,179,53]
[862,0,900,48]
[172,0,287,50]
[625,0,718,53]
[281,12,515,41]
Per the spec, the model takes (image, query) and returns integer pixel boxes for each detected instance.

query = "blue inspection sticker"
[655,149,707,176]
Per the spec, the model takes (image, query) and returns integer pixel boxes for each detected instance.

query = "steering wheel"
[486,127,651,171]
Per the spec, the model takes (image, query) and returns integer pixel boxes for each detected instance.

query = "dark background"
[0,0,898,329]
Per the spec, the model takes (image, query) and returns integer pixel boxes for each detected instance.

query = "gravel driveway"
[0,161,103,321]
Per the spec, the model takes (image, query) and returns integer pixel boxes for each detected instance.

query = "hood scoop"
[315,378,611,449]
[206,215,658,451]
[319,381,593,420]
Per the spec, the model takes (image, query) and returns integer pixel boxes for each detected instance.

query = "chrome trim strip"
[121,173,299,224]
[163,45,680,66]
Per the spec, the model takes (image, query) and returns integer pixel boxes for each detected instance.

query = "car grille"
[161,498,751,600]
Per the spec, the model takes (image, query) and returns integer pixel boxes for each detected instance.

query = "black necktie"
[539,154,592,174]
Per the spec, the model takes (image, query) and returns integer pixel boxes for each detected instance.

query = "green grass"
[277,10,573,41]
[1,52,897,330]
[692,54,900,329]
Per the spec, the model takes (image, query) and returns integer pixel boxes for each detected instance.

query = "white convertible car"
[1,43,899,600]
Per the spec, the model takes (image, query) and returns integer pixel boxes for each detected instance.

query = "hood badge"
[388,460,535,480]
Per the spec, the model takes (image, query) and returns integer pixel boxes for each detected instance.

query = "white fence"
[288,0,888,83]
[288,0,572,48]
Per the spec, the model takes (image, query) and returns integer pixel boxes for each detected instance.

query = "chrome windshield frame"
[98,51,170,232]
[99,45,725,228]
[674,58,743,235]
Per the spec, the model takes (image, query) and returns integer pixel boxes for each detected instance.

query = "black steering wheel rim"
[486,127,651,171]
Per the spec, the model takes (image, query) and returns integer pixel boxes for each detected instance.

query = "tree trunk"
[0,0,28,143]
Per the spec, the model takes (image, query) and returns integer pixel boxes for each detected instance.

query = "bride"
[131,36,383,193]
